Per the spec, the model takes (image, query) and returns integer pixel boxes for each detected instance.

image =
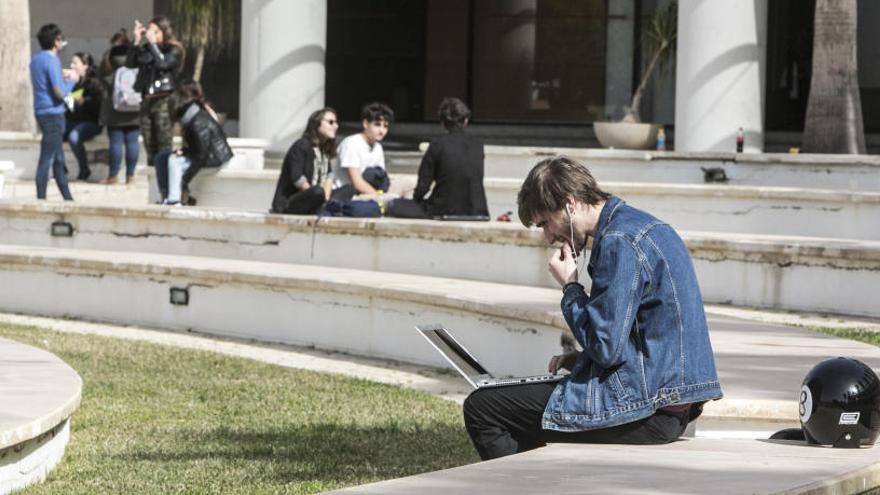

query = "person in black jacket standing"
[126,16,183,167]
[154,81,232,205]
[271,108,339,215]
[386,97,489,219]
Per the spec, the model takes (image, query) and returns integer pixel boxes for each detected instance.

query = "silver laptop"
[416,323,565,389]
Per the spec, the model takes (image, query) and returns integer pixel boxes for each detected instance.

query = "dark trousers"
[64,119,102,179]
[140,94,173,166]
[35,113,73,200]
[153,150,172,198]
[385,198,428,219]
[463,382,690,460]
[331,166,390,202]
[276,186,326,215]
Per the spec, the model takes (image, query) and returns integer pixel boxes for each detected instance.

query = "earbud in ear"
[566,204,573,217]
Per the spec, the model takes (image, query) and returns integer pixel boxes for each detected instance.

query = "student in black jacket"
[271,108,339,214]
[387,97,489,219]
[154,81,232,205]
[64,52,103,181]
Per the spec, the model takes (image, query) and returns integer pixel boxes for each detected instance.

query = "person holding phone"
[125,16,184,168]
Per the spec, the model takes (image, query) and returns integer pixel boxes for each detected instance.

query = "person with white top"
[330,102,394,201]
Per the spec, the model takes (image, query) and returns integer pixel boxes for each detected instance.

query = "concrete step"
[0,338,80,494]
[0,202,877,317]
[388,147,880,190]
[0,131,268,181]
[326,438,880,495]
[2,243,879,424]
[169,168,880,241]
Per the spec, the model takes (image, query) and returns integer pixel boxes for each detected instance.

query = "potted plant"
[594,1,677,149]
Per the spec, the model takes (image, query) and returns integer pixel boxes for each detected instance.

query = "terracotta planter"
[594,122,661,150]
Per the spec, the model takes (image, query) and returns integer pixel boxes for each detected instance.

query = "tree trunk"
[623,41,668,123]
[193,46,205,83]
[802,0,865,154]
[0,0,35,133]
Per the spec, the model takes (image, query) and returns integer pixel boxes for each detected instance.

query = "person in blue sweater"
[30,23,76,200]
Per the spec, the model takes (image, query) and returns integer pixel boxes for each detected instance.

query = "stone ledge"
[2,244,880,423]
[487,177,880,204]
[1,202,878,264]
[0,244,566,330]
[0,419,70,495]
[151,168,880,239]
[0,338,81,452]
[326,439,880,495]
[481,145,880,168]
[1,202,878,317]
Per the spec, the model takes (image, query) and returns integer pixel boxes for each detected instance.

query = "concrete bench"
[327,438,880,494]
[0,131,145,182]
[0,131,267,182]
[487,178,880,240]
[2,244,880,423]
[0,243,566,378]
[0,203,878,317]
[154,168,880,241]
[0,161,13,198]
[390,146,880,190]
[0,338,81,495]
[484,146,880,191]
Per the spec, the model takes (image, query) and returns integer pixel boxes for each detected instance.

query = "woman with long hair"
[153,80,232,205]
[64,51,103,181]
[126,15,184,168]
[270,108,340,215]
[99,29,141,184]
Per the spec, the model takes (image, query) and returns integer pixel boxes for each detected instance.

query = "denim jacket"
[543,196,722,432]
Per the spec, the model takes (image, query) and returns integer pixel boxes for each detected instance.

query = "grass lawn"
[0,322,479,494]
[806,325,880,348]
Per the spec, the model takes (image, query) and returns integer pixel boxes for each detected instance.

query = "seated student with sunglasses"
[271,108,339,215]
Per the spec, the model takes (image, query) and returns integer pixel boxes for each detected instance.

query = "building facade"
[27,0,880,152]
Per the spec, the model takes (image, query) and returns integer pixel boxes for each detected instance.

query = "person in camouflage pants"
[140,95,173,167]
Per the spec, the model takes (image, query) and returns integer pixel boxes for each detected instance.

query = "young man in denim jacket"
[463,156,722,460]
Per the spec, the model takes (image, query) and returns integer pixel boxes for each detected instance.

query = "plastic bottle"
[496,211,512,222]
[736,127,744,153]
[656,127,666,151]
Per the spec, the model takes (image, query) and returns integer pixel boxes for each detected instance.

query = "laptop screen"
[420,326,489,377]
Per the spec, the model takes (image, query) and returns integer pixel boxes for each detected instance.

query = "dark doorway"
[326,0,427,122]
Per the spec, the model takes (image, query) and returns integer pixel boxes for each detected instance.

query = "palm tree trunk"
[0,0,35,133]
[624,42,668,123]
[802,0,865,154]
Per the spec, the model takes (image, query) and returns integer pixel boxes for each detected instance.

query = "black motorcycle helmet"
[799,357,880,448]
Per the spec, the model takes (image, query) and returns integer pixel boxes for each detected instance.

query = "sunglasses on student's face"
[322,119,338,125]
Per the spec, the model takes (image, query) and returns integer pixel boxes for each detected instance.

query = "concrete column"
[604,0,635,121]
[239,0,326,152]
[472,0,536,120]
[674,1,767,152]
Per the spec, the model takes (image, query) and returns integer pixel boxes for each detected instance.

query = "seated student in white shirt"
[330,102,393,201]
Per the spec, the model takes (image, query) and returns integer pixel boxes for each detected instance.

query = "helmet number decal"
[799,385,813,423]
[839,412,860,425]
